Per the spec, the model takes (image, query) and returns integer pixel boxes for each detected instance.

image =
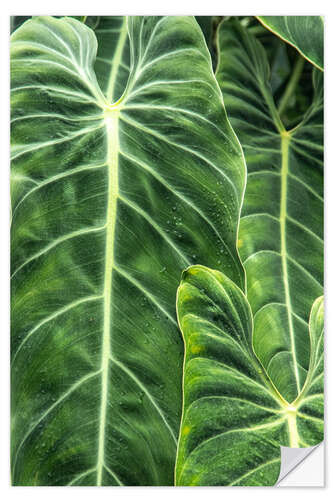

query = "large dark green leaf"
[257,16,324,71]
[216,19,323,404]
[175,265,323,486]
[11,16,245,485]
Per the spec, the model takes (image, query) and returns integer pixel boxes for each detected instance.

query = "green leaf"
[257,16,324,71]
[10,15,130,102]
[11,16,245,485]
[175,265,323,486]
[195,16,214,48]
[195,16,220,69]
[216,19,323,403]
[90,16,130,103]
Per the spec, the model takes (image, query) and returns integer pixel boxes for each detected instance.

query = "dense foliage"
[11,16,323,486]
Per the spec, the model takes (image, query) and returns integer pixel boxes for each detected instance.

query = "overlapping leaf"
[175,265,323,486]
[11,16,245,485]
[257,16,324,71]
[216,19,323,403]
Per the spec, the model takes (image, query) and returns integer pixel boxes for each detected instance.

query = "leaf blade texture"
[11,15,246,485]
[216,19,323,404]
[175,265,323,486]
[257,16,324,71]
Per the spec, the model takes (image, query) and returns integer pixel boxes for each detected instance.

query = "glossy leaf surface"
[176,265,323,486]
[10,15,130,101]
[11,16,245,485]
[257,16,324,71]
[216,19,323,403]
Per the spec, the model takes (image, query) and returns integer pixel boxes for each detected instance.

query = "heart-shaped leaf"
[11,16,245,485]
[175,265,323,486]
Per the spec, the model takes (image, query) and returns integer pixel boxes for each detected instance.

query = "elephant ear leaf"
[175,265,324,486]
[216,19,323,404]
[11,16,246,485]
[257,16,324,71]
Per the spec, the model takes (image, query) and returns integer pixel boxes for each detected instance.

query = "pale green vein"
[288,172,323,201]
[287,254,322,288]
[286,214,323,242]
[286,408,300,447]
[12,39,74,66]
[123,104,234,142]
[289,141,323,167]
[253,302,308,326]
[136,47,204,78]
[11,173,38,186]
[243,248,321,288]
[119,114,239,203]
[118,149,236,269]
[188,395,282,415]
[11,295,103,366]
[139,17,165,67]
[123,78,215,104]
[186,356,283,404]
[11,162,106,220]
[113,264,177,326]
[67,467,96,486]
[106,19,128,102]
[97,55,129,71]
[103,464,124,485]
[297,412,323,424]
[280,132,300,394]
[118,194,190,266]
[229,458,280,486]
[186,316,249,356]
[11,84,95,103]
[11,112,103,124]
[179,419,285,483]
[243,249,280,266]
[11,123,104,161]
[13,370,101,477]
[11,225,106,279]
[96,110,119,485]
[111,356,177,444]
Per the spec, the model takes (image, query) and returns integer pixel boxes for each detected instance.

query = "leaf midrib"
[243,54,323,439]
[280,131,301,394]
[251,68,307,402]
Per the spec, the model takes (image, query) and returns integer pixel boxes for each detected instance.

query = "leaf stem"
[278,55,305,117]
